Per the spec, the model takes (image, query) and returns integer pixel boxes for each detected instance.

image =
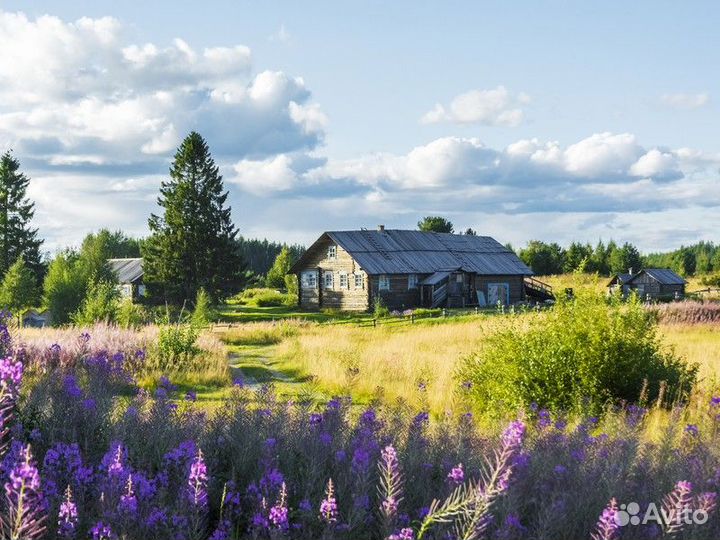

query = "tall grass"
[16,323,230,388]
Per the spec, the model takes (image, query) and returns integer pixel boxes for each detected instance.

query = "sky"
[0,1,718,253]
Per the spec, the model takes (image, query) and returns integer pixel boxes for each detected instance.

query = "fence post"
[373,318,377,328]
[475,306,479,315]
[411,313,415,324]
[442,308,447,318]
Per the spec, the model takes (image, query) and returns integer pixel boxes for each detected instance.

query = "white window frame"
[339,271,349,289]
[324,271,334,290]
[327,244,337,260]
[408,274,419,290]
[378,275,390,291]
[301,270,318,289]
[354,273,364,289]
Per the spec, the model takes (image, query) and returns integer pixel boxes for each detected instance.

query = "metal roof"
[627,268,686,285]
[607,273,633,287]
[291,230,532,275]
[108,258,144,284]
[420,270,454,286]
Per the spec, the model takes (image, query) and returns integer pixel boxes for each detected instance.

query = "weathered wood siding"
[473,275,525,305]
[369,274,425,311]
[296,237,369,311]
[629,274,684,300]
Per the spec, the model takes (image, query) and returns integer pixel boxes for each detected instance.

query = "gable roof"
[626,268,686,285]
[108,258,144,284]
[607,273,633,287]
[291,230,532,275]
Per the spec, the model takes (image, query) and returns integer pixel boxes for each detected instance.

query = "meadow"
[2,281,720,539]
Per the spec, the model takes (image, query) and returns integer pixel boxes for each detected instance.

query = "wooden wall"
[296,236,369,311]
[369,274,424,311]
[473,275,525,305]
[628,273,685,299]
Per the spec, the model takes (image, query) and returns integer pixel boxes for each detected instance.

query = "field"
[3,283,720,539]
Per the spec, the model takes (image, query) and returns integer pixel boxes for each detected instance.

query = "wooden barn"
[607,268,686,301]
[289,227,549,311]
[108,258,146,301]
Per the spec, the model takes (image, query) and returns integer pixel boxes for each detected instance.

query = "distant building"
[22,308,51,328]
[607,268,686,300]
[108,258,145,300]
[289,228,551,311]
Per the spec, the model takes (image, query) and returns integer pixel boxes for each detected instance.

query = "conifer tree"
[0,152,43,281]
[143,132,244,302]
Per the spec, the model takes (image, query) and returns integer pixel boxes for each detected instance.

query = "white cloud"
[660,92,709,109]
[421,86,529,126]
[231,154,299,194]
[0,10,325,170]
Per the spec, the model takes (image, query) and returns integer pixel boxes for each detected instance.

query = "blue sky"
[1,1,718,251]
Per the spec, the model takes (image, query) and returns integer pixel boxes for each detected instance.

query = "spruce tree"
[0,152,43,281]
[143,132,244,302]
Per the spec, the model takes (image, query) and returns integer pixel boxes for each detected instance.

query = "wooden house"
[289,228,548,311]
[607,268,686,301]
[108,258,145,301]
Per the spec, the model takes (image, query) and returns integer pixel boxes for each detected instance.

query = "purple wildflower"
[4,444,46,540]
[501,420,526,452]
[0,356,23,396]
[388,528,415,540]
[591,498,619,540]
[663,481,694,536]
[118,474,138,516]
[447,463,464,485]
[268,482,289,530]
[185,391,197,402]
[57,485,78,539]
[684,424,699,437]
[187,448,208,508]
[319,478,338,524]
[697,491,718,515]
[90,521,115,540]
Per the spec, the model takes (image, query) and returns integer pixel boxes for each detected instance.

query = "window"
[327,244,337,259]
[408,274,419,289]
[301,271,317,289]
[339,271,348,289]
[379,275,390,290]
[354,273,364,289]
[324,271,334,289]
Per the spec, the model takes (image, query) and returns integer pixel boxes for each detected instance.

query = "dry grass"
[16,323,230,388]
[274,315,529,413]
[273,310,720,414]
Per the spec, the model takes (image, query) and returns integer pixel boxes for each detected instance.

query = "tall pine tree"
[143,132,244,302]
[0,152,43,281]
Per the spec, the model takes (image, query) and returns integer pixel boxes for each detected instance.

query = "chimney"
[628,267,634,275]
[378,225,385,231]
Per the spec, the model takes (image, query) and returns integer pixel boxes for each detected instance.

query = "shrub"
[373,297,390,319]
[701,273,720,287]
[71,280,120,326]
[235,288,290,307]
[191,287,215,327]
[151,324,201,371]
[116,298,151,329]
[458,292,698,414]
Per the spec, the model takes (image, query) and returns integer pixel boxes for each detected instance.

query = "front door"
[488,283,510,306]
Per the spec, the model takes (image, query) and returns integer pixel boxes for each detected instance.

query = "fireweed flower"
[388,528,415,540]
[591,498,620,540]
[118,474,138,516]
[90,521,115,540]
[379,445,402,522]
[0,356,23,395]
[685,424,699,437]
[5,444,46,540]
[447,463,464,485]
[268,482,289,530]
[319,478,338,524]
[57,485,78,539]
[697,491,718,515]
[663,481,694,536]
[187,448,208,509]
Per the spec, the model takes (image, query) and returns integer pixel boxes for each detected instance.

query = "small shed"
[22,308,51,328]
[108,258,145,300]
[608,268,686,301]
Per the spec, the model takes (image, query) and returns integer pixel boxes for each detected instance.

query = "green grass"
[218,304,369,323]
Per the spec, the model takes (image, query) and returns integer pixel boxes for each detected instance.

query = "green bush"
[151,324,200,371]
[412,308,442,318]
[236,288,289,307]
[458,292,697,415]
[72,281,120,326]
[373,297,390,318]
[116,299,150,329]
[191,287,215,327]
